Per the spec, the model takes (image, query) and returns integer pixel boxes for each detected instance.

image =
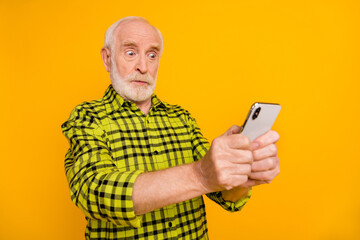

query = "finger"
[230,175,249,188]
[220,174,249,190]
[225,134,251,150]
[223,125,242,136]
[252,144,277,160]
[225,149,253,164]
[249,165,280,181]
[242,179,267,188]
[252,130,280,150]
[251,156,279,172]
[229,164,252,175]
[214,148,253,164]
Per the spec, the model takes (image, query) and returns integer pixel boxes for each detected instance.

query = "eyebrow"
[121,40,161,52]
[149,44,161,52]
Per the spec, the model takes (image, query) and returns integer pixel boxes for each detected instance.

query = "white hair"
[104,16,164,53]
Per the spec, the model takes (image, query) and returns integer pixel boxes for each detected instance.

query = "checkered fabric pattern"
[62,85,251,239]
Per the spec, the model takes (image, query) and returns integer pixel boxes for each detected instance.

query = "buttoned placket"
[145,107,178,239]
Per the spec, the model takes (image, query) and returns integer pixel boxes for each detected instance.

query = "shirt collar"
[103,84,168,113]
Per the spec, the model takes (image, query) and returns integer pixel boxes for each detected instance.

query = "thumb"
[223,125,241,136]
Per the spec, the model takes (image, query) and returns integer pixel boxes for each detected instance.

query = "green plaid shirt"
[62,85,251,239]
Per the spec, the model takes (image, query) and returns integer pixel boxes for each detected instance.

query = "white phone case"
[240,102,281,142]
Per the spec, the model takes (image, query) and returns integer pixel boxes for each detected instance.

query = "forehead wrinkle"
[115,21,162,51]
[120,40,161,52]
[122,40,137,47]
[149,44,161,52]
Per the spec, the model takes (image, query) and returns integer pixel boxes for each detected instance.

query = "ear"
[101,47,112,72]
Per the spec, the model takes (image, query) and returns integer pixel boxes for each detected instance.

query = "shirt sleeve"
[206,188,252,212]
[62,105,144,228]
[186,112,252,212]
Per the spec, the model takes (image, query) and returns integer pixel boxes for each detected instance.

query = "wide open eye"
[148,53,156,59]
[125,50,135,56]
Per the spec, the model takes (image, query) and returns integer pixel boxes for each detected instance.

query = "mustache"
[126,72,153,83]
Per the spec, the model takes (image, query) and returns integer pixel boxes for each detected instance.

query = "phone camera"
[252,107,261,120]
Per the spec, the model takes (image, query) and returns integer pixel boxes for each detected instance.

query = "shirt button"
[154,150,158,155]
[168,222,172,227]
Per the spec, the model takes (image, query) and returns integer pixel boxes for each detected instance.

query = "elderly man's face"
[110,20,162,103]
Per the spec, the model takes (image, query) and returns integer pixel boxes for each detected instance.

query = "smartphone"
[240,102,281,141]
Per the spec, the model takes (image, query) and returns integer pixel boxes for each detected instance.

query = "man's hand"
[244,130,280,187]
[195,125,253,193]
[218,128,280,202]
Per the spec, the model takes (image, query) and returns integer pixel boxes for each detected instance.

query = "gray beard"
[110,60,156,103]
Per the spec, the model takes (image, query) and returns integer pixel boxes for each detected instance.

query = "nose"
[136,54,148,74]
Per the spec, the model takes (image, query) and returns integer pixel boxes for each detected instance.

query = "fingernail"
[252,142,259,150]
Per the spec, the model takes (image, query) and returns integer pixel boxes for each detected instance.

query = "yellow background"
[1,0,359,239]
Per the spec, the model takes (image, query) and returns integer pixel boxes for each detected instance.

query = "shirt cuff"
[206,188,252,212]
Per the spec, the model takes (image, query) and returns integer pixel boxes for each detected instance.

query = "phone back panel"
[241,103,281,142]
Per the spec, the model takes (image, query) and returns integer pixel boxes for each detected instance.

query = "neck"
[132,98,152,115]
